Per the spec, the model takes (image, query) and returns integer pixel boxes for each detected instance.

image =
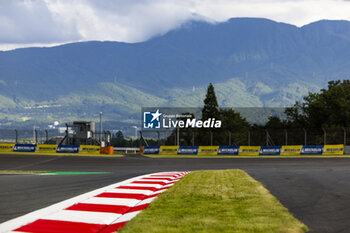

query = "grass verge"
[120,170,308,233]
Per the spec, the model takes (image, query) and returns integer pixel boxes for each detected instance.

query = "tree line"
[166,80,350,146]
[111,80,350,146]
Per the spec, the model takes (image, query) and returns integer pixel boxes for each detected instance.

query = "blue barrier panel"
[178,146,198,155]
[259,146,281,156]
[13,144,36,152]
[301,145,324,155]
[143,146,160,154]
[57,145,80,153]
[218,146,239,155]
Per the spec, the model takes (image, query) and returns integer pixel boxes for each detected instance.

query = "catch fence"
[0,129,111,146]
[1,128,348,147]
[140,128,349,146]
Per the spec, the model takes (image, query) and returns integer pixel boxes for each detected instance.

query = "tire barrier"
[178,146,198,155]
[57,145,80,153]
[323,145,344,155]
[0,143,105,154]
[198,146,219,156]
[301,145,324,155]
[36,144,58,153]
[159,145,179,155]
[0,143,15,152]
[280,145,302,155]
[238,146,260,156]
[143,146,160,155]
[218,146,239,155]
[142,145,344,156]
[13,144,37,152]
[259,146,281,156]
[0,144,344,155]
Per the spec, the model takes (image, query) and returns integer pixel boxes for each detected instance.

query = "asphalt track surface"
[1,154,350,233]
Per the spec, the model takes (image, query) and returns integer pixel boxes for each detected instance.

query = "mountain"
[1,17,350,129]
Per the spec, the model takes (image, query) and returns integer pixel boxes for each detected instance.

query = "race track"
[1,154,350,233]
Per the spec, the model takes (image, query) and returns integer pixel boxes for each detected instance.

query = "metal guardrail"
[114,147,140,154]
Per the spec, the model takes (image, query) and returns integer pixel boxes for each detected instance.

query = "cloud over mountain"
[1,0,350,50]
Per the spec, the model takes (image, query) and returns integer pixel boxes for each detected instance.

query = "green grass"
[120,170,308,233]
[144,154,350,159]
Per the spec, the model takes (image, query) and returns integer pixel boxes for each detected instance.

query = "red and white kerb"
[0,171,190,233]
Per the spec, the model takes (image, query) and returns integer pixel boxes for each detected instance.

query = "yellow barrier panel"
[36,144,58,153]
[323,145,344,155]
[79,145,100,154]
[0,143,15,152]
[238,146,260,156]
[159,146,179,155]
[281,145,302,155]
[198,146,219,155]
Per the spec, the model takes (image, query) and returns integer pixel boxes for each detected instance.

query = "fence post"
[192,131,195,146]
[322,128,326,145]
[106,131,111,146]
[40,130,43,144]
[157,131,160,146]
[228,131,231,146]
[248,131,250,146]
[99,112,103,146]
[15,129,18,143]
[177,127,180,146]
[303,128,307,145]
[265,130,269,146]
[284,129,288,145]
[139,131,148,147]
[45,130,48,144]
[35,130,38,144]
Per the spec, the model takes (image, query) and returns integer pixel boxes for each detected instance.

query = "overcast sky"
[1,0,350,50]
